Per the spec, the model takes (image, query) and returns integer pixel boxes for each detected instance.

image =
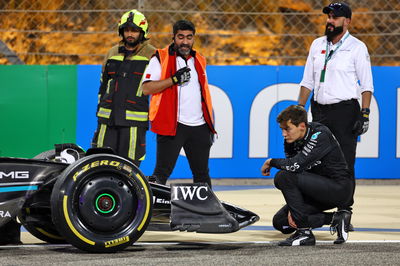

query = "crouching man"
[261,105,353,246]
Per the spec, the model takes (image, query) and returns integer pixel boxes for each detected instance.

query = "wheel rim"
[74,172,138,233]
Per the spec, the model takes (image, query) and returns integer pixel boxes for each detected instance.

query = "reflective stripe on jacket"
[97,41,155,127]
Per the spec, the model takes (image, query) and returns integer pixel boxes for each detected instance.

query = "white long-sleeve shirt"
[142,55,205,126]
[300,31,374,105]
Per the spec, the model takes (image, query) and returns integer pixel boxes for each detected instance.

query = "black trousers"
[273,170,353,230]
[153,123,213,187]
[92,124,147,167]
[311,99,360,208]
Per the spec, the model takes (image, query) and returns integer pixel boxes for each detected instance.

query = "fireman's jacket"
[96,41,156,128]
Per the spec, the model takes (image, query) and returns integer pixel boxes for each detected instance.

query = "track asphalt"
[2,181,399,265]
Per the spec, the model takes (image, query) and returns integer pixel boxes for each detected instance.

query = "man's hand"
[352,108,370,135]
[288,211,298,228]
[261,158,272,176]
[171,67,191,85]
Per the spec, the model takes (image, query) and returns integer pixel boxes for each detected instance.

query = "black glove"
[171,67,191,85]
[352,108,370,135]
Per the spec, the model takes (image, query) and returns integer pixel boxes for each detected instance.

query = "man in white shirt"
[298,2,374,237]
[141,20,216,187]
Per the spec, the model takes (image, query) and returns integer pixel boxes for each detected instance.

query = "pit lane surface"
[2,242,400,265]
[2,182,400,265]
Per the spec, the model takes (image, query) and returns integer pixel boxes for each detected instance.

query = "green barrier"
[0,65,77,158]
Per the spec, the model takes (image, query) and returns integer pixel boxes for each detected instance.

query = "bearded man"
[296,2,374,239]
[141,20,216,187]
[92,10,155,166]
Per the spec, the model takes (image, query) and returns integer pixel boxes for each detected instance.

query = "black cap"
[323,2,352,18]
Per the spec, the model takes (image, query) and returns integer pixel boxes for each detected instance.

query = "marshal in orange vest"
[148,45,216,136]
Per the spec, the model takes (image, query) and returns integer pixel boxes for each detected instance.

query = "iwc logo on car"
[172,185,209,201]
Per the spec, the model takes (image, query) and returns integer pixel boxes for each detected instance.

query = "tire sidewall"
[51,154,152,252]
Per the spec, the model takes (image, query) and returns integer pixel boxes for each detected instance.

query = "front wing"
[149,183,259,233]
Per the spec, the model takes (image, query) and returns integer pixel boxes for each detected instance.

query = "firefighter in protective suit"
[92,10,156,166]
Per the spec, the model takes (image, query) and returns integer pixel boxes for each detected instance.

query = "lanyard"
[320,32,350,82]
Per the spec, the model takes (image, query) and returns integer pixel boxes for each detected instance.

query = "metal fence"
[0,0,399,65]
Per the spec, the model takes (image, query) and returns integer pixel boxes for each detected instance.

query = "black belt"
[312,99,357,109]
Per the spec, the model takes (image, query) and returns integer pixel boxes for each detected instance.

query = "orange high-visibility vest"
[148,46,215,136]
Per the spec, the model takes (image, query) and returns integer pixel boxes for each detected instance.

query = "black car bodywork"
[0,144,259,252]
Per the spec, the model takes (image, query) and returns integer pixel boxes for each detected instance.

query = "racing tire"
[50,154,152,252]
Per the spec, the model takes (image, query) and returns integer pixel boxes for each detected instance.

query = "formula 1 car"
[0,144,259,252]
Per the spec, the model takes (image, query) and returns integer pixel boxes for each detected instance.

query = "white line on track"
[136,240,400,245]
[1,240,400,249]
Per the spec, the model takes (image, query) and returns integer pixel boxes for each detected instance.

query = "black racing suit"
[271,122,353,231]
[311,98,361,209]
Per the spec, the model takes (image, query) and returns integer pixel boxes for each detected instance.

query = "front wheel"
[50,154,152,252]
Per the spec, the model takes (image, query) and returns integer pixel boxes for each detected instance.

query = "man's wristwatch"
[361,108,370,119]
[361,108,370,115]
